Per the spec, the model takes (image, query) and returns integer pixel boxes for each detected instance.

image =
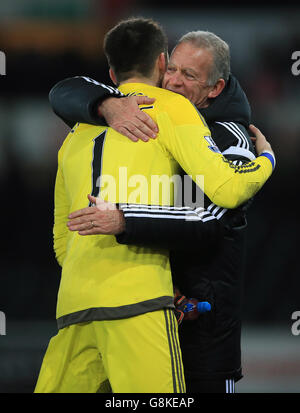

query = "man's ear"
[158,52,167,74]
[208,78,226,99]
[109,68,117,86]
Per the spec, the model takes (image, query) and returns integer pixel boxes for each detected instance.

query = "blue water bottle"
[182,298,211,321]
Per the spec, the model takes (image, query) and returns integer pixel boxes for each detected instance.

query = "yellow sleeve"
[157,100,273,209]
[53,145,70,267]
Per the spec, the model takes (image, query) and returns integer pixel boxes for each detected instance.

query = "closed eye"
[167,66,176,73]
[185,72,196,80]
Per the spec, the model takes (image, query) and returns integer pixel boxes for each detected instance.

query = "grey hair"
[178,31,231,86]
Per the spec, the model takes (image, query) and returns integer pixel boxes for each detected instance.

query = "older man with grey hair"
[165,30,231,107]
[49,29,271,393]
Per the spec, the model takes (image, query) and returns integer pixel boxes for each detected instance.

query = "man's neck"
[119,77,157,87]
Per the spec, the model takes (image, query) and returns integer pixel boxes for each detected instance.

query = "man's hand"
[67,195,125,236]
[99,96,158,142]
[249,124,274,156]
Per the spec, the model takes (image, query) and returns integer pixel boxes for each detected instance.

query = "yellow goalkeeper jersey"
[54,82,273,328]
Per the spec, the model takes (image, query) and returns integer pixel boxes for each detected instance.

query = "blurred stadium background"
[0,0,299,393]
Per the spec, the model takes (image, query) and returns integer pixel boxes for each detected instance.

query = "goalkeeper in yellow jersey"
[35,17,275,393]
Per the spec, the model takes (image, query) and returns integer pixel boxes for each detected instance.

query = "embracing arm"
[49,76,158,140]
[158,98,275,209]
[49,76,124,128]
[116,203,223,250]
[67,195,223,251]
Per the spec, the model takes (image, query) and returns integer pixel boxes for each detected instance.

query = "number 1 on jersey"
[90,130,107,206]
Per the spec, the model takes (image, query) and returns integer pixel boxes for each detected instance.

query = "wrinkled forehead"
[169,42,212,72]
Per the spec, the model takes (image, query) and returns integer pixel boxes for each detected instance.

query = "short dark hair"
[104,17,168,83]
